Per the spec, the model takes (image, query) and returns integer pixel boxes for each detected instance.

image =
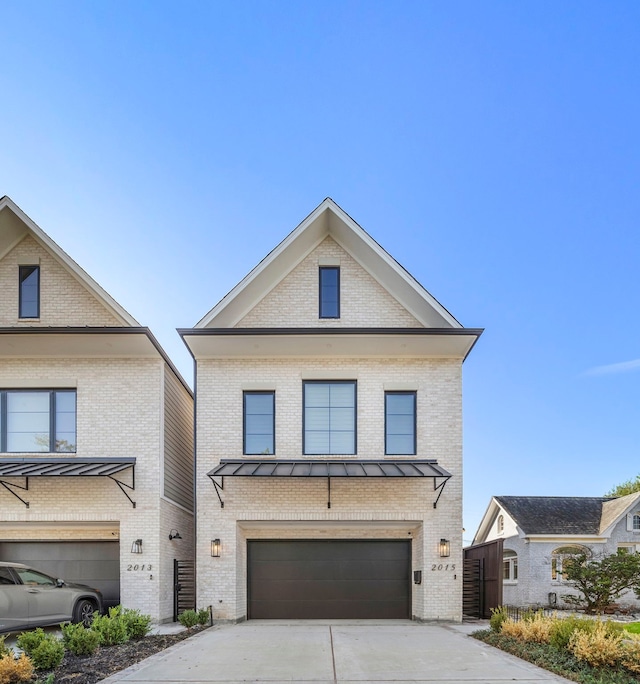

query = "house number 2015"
[431,564,455,571]
[127,564,152,571]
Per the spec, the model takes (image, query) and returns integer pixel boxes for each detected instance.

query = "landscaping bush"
[15,629,46,656]
[61,622,101,656]
[196,608,210,627]
[91,606,130,646]
[489,605,508,633]
[28,638,65,671]
[0,652,34,684]
[120,608,152,640]
[569,621,624,668]
[0,637,10,659]
[177,609,199,630]
[548,616,598,650]
[621,637,640,674]
[500,614,553,644]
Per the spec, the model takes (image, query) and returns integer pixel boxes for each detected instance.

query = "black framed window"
[319,267,340,318]
[385,391,416,455]
[243,391,275,455]
[0,390,76,453]
[19,265,40,318]
[304,381,356,454]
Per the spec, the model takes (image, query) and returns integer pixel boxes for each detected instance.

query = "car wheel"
[73,599,96,627]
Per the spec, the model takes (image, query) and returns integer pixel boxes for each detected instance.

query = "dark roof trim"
[0,327,192,396]
[179,327,483,337]
[0,457,136,477]
[209,459,451,479]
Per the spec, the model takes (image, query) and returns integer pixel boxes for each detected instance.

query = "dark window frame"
[319,266,340,319]
[19,265,40,319]
[303,380,357,455]
[384,391,417,456]
[0,389,77,453]
[243,390,275,455]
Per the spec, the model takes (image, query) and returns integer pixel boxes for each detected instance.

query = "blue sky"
[1,1,639,538]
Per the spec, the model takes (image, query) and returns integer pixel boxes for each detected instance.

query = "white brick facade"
[185,200,480,623]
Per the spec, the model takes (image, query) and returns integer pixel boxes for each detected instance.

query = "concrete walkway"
[100,620,571,684]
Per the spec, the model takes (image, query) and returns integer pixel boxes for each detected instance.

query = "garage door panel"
[248,540,410,619]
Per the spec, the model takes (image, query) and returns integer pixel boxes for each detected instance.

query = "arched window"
[633,514,640,531]
[551,545,589,581]
[503,550,517,582]
[497,515,504,534]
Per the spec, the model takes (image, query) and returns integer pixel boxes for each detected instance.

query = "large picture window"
[551,545,589,581]
[19,265,40,318]
[385,391,416,455]
[243,391,275,455]
[303,381,355,454]
[0,390,76,453]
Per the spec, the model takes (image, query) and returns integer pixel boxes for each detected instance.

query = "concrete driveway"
[100,620,570,684]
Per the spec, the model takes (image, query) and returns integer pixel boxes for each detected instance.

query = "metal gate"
[173,559,195,621]
[463,539,503,618]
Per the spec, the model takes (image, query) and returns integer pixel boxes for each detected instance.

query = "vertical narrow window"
[244,391,275,455]
[54,391,76,452]
[19,265,40,318]
[304,381,356,454]
[319,267,340,318]
[634,515,640,531]
[385,391,416,455]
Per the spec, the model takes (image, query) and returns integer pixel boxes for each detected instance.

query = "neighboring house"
[180,198,482,622]
[0,196,194,623]
[472,493,640,609]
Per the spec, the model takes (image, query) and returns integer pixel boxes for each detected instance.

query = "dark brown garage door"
[248,540,411,619]
[0,541,120,609]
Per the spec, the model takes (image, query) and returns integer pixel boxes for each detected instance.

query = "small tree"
[561,550,640,613]
[605,475,640,497]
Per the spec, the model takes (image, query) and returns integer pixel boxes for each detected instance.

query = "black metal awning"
[0,457,136,508]
[207,459,451,509]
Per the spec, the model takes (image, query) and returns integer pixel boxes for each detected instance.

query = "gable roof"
[473,492,640,544]
[0,196,139,326]
[196,198,462,329]
[496,496,608,535]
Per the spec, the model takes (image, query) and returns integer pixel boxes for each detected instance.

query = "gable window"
[243,391,275,455]
[634,514,640,531]
[497,515,505,534]
[319,267,340,318]
[19,265,40,318]
[503,550,518,582]
[551,545,589,581]
[0,390,76,453]
[385,391,416,455]
[303,381,355,454]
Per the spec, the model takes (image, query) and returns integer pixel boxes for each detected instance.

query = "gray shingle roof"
[495,496,611,535]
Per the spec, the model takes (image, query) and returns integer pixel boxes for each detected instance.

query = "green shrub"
[91,606,129,646]
[15,629,46,656]
[489,606,508,633]
[121,608,152,640]
[549,616,597,650]
[178,610,199,630]
[196,608,210,627]
[29,638,64,671]
[61,622,101,656]
[0,636,11,658]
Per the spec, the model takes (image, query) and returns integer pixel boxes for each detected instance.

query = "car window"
[14,568,56,586]
[0,567,16,585]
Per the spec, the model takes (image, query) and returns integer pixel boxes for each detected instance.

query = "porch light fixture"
[439,538,450,558]
[211,539,221,557]
[168,529,182,540]
[131,539,143,554]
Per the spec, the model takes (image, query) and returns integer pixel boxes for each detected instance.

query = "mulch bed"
[40,630,195,684]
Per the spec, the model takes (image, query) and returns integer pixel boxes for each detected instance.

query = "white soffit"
[196,199,461,329]
[0,197,139,327]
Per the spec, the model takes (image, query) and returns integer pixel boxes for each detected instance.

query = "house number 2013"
[431,564,455,571]
[127,564,152,571]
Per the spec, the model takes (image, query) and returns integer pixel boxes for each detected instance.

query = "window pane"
[513,559,518,580]
[386,435,414,455]
[503,561,510,580]
[6,392,50,452]
[386,393,414,415]
[55,391,76,452]
[19,266,39,318]
[304,382,355,455]
[385,392,415,455]
[319,267,339,318]
[244,393,274,455]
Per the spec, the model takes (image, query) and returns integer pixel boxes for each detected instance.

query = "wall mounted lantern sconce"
[211,539,221,557]
[168,529,182,540]
[413,570,422,585]
[439,538,450,558]
[131,539,143,554]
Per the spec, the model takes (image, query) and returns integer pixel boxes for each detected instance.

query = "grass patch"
[624,624,640,635]
[473,629,640,684]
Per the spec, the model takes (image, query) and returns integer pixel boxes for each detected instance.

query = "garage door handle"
[27,589,40,593]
